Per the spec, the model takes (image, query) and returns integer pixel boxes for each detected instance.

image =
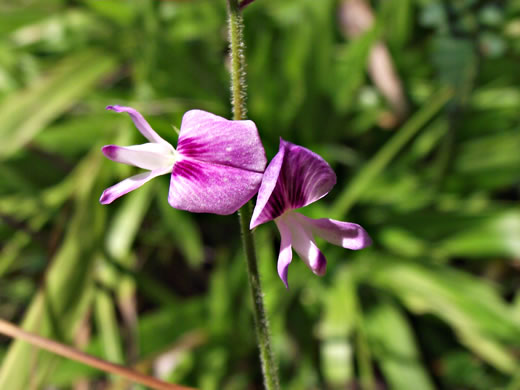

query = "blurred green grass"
[1,0,520,389]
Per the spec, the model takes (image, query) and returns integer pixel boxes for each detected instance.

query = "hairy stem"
[227,1,280,389]
[227,0,247,120]
[237,204,279,389]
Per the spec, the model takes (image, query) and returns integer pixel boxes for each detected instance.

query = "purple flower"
[250,139,371,288]
[100,106,266,215]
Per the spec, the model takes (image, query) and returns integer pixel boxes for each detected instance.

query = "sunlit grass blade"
[332,87,453,217]
[0,50,117,159]
[363,253,520,373]
[0,151,104,389]
[366,301,435,390]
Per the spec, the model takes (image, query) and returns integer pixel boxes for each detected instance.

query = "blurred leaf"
[366,301,435,390]
[0,150,101,277]
[452,130,520,191]
[363,254,520,373]
[440,351,507,390]
[157,181,204,267]
[379,227,428,258]
[319,267,357,386]
[105,182,154,261]
[456,131,520,173]
[379,0,413,50]
[0,151,104,389]
[84,0,136,26]
[0,50,117,159]
[438,209,520,259]
[331,26,379,113]
[471,87,520,110]
[431,37,476,105]
[94,287,124,365]
[0,7,56,36]
[332,87,453,217]
[34,114,119,157]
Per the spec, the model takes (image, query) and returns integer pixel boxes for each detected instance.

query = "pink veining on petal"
[278,139,336,210]
[177,110,266,173]
[101,107,267,213]
[250,138,337,229]
[168,158,263,215]
[250,145,287,229]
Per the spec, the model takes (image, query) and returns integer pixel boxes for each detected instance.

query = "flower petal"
[250,138,337,228]
[102,143,175,170]
[168,158,263,215]
[274,218,293,288]
[100,167,171,205]
[284,213,327,276]
[295,213,372,250]
[250,145,286,228]
[106,105,170,145]
[177,109,266,172]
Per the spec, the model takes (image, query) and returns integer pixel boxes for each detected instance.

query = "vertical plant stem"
[227,0,247,121]
[238,205,279,390]
[227,1,280,389]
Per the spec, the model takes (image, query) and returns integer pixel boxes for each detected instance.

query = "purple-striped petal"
[102,143,175,170]
[274,218,293,288]
[250,138,337,229]
[168,158,263,215]
[100,167,171,205]
[250,145,286,229]
[177,110,266,172]
[295,213,372,250]
[106,105,170,145]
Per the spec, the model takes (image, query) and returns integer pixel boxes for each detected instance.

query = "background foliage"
[1,0,520,389]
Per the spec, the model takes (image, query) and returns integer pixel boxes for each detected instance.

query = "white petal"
[274,218,294,288]
[106,105,171,145]
[102,143,175,170]
[283,212,327,276]
[100,167,171,204]
[295,213,372,250]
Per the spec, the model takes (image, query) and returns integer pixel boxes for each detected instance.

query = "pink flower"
[250,139,371,287]
[100,106,266,215]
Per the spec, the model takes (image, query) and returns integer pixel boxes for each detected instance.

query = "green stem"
[227,1,280,389]
[238,204,279,389]
[227,0,247,121]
